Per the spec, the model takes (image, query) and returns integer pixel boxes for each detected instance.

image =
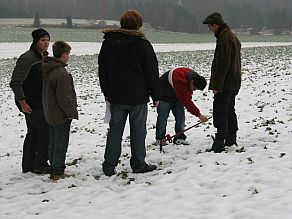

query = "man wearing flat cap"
[203,12,242,153]
[10,28,51,174]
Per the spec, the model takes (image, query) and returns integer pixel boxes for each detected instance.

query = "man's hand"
[198,114,208,123]
[151,100,159,108]
[212,90,219,94]
[19,99,32,114]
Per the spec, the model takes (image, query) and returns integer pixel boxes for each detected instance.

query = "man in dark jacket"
[203,12,242,153]
[98,10,160,176]
[10,28,51,173]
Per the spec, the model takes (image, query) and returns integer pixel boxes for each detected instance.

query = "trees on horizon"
[0,0,291,33]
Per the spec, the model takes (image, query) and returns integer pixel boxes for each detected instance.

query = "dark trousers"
[23,109,49,172]
[48,119,72,175]
[103,104,148,171]
[213,91,238,140]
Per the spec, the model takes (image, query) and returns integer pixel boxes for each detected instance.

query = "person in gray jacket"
[42,41,78,181]
[10,28,51,174]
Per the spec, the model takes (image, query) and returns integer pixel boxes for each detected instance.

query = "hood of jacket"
[102,28,146,53]
[42,57,67,77]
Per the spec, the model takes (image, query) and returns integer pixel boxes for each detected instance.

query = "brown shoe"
[49,173,75,181]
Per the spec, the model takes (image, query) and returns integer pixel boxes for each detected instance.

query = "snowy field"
[0,43,292,219]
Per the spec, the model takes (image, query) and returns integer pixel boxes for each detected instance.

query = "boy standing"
[156,67,209,146]
[42,41,78,180]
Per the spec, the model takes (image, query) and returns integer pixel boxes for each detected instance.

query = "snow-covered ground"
[0,43,292,219]
[1,42,292,59]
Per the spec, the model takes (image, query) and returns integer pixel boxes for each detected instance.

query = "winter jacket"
[210,24,242,92]
[42,57,78,126]
[98,28,160,105]
[10,44,48,111]
[160,67,201,117]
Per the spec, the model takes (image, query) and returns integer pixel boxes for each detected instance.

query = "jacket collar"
[214,23,229,38]
[102,28,145,37]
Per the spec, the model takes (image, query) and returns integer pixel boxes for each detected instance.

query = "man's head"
[120,10,143,30]
[203,12,224,33]
[52,41,71,63]
[187,70,207,91]
[31,28,50,52]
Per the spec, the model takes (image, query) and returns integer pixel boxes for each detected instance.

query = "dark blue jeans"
[103,104,148,171]
[23,109,49,172]
[48,119,72,175]
[155,100,186,140]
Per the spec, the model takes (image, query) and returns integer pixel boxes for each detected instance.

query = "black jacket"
[98,28,160,105]
[10,44,48,111]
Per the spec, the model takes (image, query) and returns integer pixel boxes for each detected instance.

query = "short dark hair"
[52,41,71,58]
[192,75,207,90]
[120,10,143,30]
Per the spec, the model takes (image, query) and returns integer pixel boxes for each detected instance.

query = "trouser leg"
[103,104,128,169]
[129,104,148,170]
[155,101,171,140]
[50,120,71,175]
[171,101,186,140]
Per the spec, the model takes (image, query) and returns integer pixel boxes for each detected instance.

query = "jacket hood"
[42,57,67,76]
[102,28,146,53]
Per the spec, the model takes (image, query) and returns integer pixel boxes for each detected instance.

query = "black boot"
[225,133,237,146]
[206,136,225,153]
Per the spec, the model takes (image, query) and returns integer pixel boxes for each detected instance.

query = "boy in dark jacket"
[98,10,160,176]
[42,41,78,181]
[155,67,209,146]
[10,28,50,174]
[203,12,242,153]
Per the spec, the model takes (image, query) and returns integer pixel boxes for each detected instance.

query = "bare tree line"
[0,0,291,33]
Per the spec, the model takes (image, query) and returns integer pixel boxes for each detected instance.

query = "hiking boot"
[173,139,190,145]
[156,140,168,146]
[50,173,75,181]
[34,165,51,175]
[133,163,157,174]
[225,133,238,146]
[102,163,116,177]
[206,138,225,153]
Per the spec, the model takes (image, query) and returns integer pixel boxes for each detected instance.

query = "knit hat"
[31,28,50,44]
[202,12,224,25]
[187,70,207,90]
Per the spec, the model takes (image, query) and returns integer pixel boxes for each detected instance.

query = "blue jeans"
[103,104,147,171]
[48,119,72,175]
[155,100,186,140]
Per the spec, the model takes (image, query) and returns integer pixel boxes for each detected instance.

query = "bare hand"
[151,100,159,108]
[213,90,219,94]
[198,114,208,123]
[19,99,32,114]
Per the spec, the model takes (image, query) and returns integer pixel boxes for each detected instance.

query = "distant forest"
[0,0,291,33]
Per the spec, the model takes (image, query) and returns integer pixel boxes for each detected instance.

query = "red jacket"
[169,67,201,117]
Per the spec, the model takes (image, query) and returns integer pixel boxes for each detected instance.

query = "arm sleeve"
[173,80,200,117]
[98,42,108,97]
[143,42,161,101]
[55,70,78,119]
[9,54,32,100]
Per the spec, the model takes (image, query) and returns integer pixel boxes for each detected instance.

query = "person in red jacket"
[155,67,209,146]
